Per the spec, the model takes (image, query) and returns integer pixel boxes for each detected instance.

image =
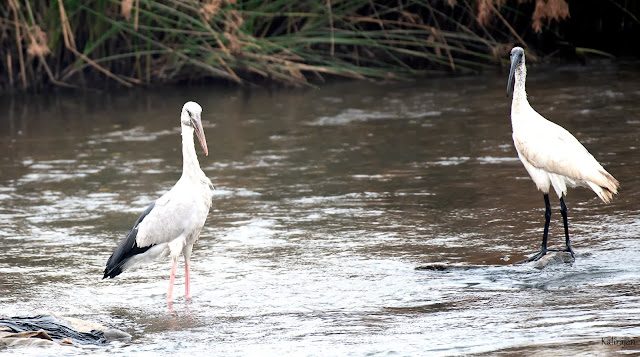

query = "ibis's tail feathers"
[600,170,620,195]
[103,202,155,279]
[588,170,619,204]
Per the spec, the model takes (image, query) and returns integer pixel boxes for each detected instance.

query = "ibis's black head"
[507,47,525,97]
[181,101,208,156]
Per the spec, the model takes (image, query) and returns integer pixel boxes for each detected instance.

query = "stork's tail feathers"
[103,263,124,279]
[588,169,619,204]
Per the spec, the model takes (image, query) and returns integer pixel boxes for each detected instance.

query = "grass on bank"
[0,0,602,90]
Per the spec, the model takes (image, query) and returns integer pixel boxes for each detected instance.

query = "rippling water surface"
[1,63,640,356]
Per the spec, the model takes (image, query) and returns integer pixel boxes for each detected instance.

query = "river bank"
[2,0,638,93]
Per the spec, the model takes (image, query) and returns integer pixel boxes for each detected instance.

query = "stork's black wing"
[103,202,156,279]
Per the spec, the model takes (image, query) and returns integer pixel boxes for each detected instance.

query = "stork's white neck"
[181,124,202,179]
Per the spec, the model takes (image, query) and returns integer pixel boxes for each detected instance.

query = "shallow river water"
[1,62,640,356]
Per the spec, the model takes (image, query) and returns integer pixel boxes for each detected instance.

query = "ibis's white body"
[507,46,618,263]
[510,54,618,203]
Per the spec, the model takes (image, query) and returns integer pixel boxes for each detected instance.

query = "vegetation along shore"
[1,0,638,91]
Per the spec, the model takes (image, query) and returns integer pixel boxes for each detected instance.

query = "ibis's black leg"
[559,196,575,259]
[515,194,551,264]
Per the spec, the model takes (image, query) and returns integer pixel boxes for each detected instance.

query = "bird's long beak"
[506,56,518,97]
[191,116,209,156]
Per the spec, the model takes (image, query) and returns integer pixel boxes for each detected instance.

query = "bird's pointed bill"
[191,117,209,156]
[507,58,518,97]
[507,48,524,97]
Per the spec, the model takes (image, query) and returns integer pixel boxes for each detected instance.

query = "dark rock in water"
[414,263,487,271]
[0,314,131,347]
[0,315,105,345]
[415,252,583,273]
[415,264,451,271]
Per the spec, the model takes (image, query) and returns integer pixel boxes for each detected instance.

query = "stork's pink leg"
[184,261,191,300]
[167,259,177,302]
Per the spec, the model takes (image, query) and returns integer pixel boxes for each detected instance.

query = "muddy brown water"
[1,63,640,356]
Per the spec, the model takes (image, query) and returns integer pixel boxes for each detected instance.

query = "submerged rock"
[0,314,130,348]
[415,251,578,271]
[531,251,575,270]
[414,263,488,271]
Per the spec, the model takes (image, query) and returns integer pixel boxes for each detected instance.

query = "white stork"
[507,47,619,263]
[103,101,213,301]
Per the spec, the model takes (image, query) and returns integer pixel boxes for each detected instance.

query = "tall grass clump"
[0,0,627,90]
